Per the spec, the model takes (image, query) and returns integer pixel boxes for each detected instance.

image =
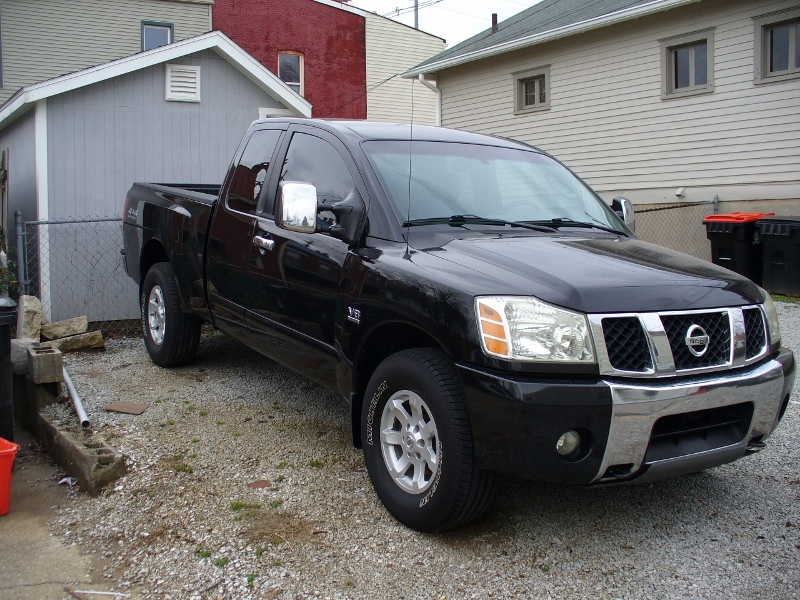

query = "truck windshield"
[362,141,625,232]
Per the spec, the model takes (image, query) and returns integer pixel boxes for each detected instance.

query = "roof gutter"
[402,0,702,77]
[417,74,441,126]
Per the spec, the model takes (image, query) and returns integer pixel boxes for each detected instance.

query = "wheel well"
[139,240,169,287]
[351,322,444,448]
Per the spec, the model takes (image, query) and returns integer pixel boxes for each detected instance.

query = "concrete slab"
[0,429,111,600]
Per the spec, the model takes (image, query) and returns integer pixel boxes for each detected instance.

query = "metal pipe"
[62,366,90,429]
[15,210,26,295]
[418,74,441,126]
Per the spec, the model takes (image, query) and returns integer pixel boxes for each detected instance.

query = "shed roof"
[403,0,703,76]
[0,31,312,130]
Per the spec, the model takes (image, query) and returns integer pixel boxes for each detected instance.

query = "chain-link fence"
[634,199,718,262]
[19,217,140,338]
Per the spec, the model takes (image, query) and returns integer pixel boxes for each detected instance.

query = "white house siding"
[365,13,444,125]
[437,0,800,207]
[0,108,36,247]
[0,0,212,104]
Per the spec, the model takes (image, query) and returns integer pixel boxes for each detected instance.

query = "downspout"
[418,74,441,127]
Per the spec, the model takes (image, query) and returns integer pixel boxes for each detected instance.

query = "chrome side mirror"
[611,196,635,233]
[277,181,317,233]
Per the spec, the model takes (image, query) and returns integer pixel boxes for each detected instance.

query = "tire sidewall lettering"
[366,380,388,446]
[418,444,442,508]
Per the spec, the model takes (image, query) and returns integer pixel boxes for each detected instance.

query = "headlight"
[759,287,781,348]
[475,296,595,362]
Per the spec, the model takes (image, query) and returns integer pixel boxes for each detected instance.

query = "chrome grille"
[743,308,766,359]
[602,317,652,372]
[661,311,731,370]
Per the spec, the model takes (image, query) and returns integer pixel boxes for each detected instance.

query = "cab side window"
[280,132,356,230]
[226,129,282,214]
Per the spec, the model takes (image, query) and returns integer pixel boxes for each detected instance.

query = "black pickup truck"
[123,119,795,531]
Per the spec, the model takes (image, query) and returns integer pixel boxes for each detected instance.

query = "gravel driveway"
[40,303,800,599]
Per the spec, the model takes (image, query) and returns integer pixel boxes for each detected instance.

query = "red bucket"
[0,438,20,516]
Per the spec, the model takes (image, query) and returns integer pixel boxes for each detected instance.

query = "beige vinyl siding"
[0,0,211,104]
[365,13,444,125]
[438,0,800,204]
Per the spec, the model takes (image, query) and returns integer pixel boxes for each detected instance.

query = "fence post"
[713,195,720,215]
[14,211,26,295]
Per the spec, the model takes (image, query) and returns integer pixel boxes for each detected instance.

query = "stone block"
[40,330,104,353]
[27,346,63,384]
[15,295,42,340]
[41,316,88,340]
[10,338,39,375]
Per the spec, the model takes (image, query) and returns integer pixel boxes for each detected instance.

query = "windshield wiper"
[404,215,557,233]
[527,218,627,235]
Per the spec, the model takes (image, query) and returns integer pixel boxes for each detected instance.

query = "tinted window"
[281,132,356,229]
[227,129,282,215]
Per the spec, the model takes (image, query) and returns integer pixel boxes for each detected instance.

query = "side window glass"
[226,129,282,215]
[281,132,356,231]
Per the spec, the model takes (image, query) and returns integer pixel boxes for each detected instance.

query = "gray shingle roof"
[411,0,673,72]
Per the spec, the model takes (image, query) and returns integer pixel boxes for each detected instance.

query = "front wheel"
[141,263,201,367]
[362,348,494,531]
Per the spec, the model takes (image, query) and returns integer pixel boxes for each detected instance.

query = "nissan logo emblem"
[685,324,710,357]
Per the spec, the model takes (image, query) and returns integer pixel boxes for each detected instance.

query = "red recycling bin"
[0,437,20,516]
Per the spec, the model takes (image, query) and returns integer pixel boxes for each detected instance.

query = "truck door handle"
[253,235,275,251]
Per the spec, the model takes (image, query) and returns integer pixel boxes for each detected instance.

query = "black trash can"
[756,216,800,296]
[703,212,774,284]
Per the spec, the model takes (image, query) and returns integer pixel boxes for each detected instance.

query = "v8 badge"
[347,307,361,324]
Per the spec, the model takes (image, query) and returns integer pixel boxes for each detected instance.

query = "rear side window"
[226,129,282,215]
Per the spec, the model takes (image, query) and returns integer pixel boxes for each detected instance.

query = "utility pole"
[414,0,418,29]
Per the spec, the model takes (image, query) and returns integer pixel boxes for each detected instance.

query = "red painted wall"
[213,0,367,119]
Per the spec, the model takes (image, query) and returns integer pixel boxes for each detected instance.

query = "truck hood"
[423,233,764,313]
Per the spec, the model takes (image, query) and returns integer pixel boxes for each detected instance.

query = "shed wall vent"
[165,64,201,102]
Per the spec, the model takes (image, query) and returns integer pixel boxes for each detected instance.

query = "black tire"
[141,262,201,367]
[362,348,494,532]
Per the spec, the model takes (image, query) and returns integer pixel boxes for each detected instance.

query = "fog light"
[556,430,581,456]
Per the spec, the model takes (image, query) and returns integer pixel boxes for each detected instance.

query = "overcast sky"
[348,0,544,48]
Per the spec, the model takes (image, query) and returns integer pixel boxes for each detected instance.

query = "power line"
[382,0,442,18]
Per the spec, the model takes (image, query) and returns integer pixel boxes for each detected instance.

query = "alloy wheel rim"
[379,390,439,494]
[147,285,166,345]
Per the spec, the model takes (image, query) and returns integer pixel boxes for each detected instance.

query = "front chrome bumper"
[592,349,795,484]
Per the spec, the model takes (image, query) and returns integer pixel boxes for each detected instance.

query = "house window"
[513,66,550,114]
[754,8,800,84]
[142,21,173,52]
[660,29,714,99]
[278,53,304,96]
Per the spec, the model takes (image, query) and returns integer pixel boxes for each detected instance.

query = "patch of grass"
[246,573,257,588]
[233,432,241,438]
[188,405,196,411]
[774,294,800,304]
[199,411,208,417]
[176,464,194,473]
[541,565,550,573]
[104,506,114,513]
[216,420,225,426]
[233,515,244,522]
[270,536,283,545]
[147,492,156,498]
[275,475,285,483]
[166,420,175,426]
[155,399,162,404]
[270,560,281,567]
[269,500,283,509]
[172,455,182,461]
[331,457,341,464]
[183,400,190,405]
[131,489,140,496]
[230,501,248,511]
[214,557,229,568]
[197,548,211,559]
[272,403,281,410]
[191,438,199,443]
[346,581,354,588]
[168,389,177,393]
[255,548,263,558]
[308,460,324,468]
[189,453,197,459]
[277,461,288,469]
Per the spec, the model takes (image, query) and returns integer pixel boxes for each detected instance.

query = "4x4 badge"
[685,324,710,357]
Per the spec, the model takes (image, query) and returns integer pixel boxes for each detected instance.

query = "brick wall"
[212,0,366,118]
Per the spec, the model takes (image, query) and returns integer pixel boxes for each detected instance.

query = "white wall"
[437,0,800,206]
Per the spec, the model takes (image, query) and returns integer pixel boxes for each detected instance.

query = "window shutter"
[165,64,201,102]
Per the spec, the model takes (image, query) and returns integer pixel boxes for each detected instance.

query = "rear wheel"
[362,348,494,531]
[141,263,201,367]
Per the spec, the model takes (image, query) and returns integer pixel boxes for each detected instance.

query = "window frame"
[141,21,174,52]
[754,7,800,85]
[224,127,285,217]
[513,65,551,114]
[278,51,304,97]
[660,29,715,99]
